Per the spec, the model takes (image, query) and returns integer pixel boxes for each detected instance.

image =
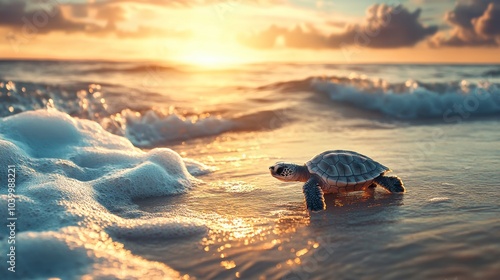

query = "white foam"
[10,227,184,279]
[312,78,500,119]
[429,197,451,203]
[1,80,238,146]
[104,109,235,147]
[0,109,211,278]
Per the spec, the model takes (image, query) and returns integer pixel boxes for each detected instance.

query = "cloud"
[474,2,500,36]
[0,1,93,34]
[0,0,189,38]
[432,0,500,46]
[97,0,283,7]
[95,4,127,22]
[0,0,279,39]
[239,4,438,49]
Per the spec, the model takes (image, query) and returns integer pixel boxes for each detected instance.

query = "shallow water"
[0,61,499,279]
[131,119,500,280]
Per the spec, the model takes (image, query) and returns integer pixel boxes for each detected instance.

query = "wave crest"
[103,109,235,147]
[311,76,500,119]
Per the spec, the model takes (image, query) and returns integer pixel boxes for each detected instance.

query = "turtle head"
[269,162,303,182]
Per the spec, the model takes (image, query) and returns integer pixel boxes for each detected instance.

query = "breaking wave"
[306,76,500,119]
[2,72,499,149]
[0,80,287,147]
[256,74,500,119]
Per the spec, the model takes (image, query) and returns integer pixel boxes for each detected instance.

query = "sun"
[175,46,255,68]
[180,51,238,67]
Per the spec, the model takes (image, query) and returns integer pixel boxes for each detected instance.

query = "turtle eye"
[276,167,284,175]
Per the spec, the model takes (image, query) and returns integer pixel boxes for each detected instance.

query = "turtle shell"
[306,150,390,193]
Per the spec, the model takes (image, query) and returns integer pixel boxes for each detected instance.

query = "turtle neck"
[295,165,311,182]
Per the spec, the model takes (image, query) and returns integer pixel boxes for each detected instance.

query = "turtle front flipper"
[302,177,326,211]
[373,175,405,193]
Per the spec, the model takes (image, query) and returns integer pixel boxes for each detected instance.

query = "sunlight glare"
[177,48,251,68]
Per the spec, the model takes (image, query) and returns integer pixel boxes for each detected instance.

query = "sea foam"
[0,109,210,279]
[312,77,500,119]
[104,109,235,147]
[0,80,240,146]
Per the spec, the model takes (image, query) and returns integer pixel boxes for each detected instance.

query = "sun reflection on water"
[191,203,329,278]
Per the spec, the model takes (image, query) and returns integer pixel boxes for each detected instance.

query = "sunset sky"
[1,0,499,64]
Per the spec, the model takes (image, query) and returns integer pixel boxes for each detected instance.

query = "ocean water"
[0,60,499,279]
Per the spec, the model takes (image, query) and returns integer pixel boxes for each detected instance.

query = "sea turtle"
[269,150,405,211]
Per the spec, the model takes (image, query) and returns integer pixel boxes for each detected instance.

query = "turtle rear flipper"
[374,176,405,193]
[303,177,326,211]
